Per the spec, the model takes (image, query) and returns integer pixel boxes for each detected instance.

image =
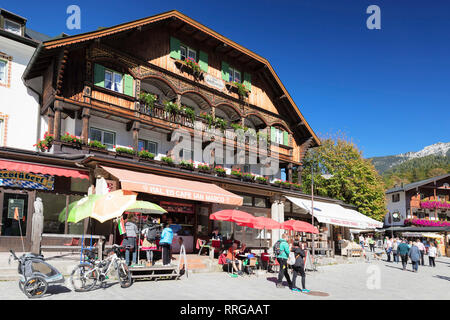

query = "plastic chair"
[197,239,211,256]
[268,256,279,273]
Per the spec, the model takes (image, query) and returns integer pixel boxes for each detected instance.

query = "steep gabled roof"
[386,173,450,194]
[25,10,320,146]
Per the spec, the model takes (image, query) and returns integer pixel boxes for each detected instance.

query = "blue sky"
[4,0,450,158]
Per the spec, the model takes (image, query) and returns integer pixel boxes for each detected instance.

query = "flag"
[118,216,126,235]
[13,207,19,221]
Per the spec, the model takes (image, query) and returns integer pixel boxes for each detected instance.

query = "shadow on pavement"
[384,264,415,272]
[46,285,72,295]
[433,275,450,281]
[266,277,289,287]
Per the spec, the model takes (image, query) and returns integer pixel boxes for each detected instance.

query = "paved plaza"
[0,255,448,300]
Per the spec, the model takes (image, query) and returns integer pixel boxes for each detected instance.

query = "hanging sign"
[204,74,225,91]
[0,170,55,190]
[7,199,24,219]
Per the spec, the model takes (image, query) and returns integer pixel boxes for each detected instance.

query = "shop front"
[284,195,383,256]
[94,165,244,254]
[0,158,90,251]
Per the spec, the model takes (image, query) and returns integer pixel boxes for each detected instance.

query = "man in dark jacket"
[397,239,410,271]
[292,241,309,293]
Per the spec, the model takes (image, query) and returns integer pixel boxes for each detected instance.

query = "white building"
[0,8,50,150]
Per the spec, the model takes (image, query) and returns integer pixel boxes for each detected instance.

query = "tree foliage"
[301,136,386,222]
[382,155,450,189]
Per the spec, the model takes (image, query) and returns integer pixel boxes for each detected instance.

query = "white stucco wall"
[0,36,40,150]
[385,191,407,226]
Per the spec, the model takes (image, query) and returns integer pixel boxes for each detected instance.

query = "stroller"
[9,250,65,298]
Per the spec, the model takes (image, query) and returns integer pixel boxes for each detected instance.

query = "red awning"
[0,159,89,180]
[102,166,243,206]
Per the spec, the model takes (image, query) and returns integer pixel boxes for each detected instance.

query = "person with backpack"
[409,241,421,272]
[160,222,174,266]
[290,241,309,293]
[141,219,161,266]
[275,233,297,292]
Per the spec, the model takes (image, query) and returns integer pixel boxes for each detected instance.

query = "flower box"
[214,166,226,177]
[256,177,268,184]
[161,156,175,167]
[179,160,195,171]
[197,164,212,174]
[242,173,255,182]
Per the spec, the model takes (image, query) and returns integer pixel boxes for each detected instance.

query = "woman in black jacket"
[292,241,309,293]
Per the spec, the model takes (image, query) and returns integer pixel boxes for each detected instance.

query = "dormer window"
[180,44,196,62]
[229,67,241,83]
[4,19,21,35]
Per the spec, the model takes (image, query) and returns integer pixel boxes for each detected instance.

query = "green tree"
[301,136,386,221]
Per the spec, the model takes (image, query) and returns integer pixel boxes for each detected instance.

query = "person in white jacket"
[428,242,437,267]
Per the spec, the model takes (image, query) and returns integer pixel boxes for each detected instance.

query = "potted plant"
[164,101,180,117]
[182,105,196,124]
[139,91,157,113]
[214,117,228,131]
[184,57,202,77]
[60,132,82,148]
[274,179,290,189]
[88,140,107,150]
[138,149,155,162]
[34,131,54,152]
[179,160,194,171]
[242,173,255,182]
[197,163,212,173]
[200,112,214,128]
[115,146,136,158]
[230,168,243,180]
[233,81,249,98]
[161,156,175,167]
[256,176,268,184]
[214,165,226,177]
[291,182,302,191]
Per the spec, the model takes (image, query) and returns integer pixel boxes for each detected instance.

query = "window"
[180,45,196,61]
[0,60,7,85]
[179,148,194,161]
[103,69,123,93]
[229,66,241,83]
[392,193,400,203]
[274,128,284,144]
[4,19,21,35]
[89,127,115,150]
[138,139,158,154]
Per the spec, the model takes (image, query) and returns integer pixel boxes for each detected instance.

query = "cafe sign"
[0,170,55,190]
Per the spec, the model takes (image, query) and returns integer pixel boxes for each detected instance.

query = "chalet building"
[385,174,450,227]
[1,10,382,254]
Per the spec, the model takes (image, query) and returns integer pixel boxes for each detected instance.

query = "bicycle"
[70,244,132,292]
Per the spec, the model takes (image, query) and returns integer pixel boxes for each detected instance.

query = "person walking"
[369,236,375,252]
[428,242,437,267]
[291,241,309,293]
[359,235,365,250]
[159,222,174,266]
[416,239,425,266]
[409,242,421,272]
[123,213,139,266]
[392,238,399,263]
[398,239,410,270]
[384,237,392,262]
[275,233,296,291]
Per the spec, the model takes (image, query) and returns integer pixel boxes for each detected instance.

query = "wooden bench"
[40,233,106,260]
[129,265,181,280]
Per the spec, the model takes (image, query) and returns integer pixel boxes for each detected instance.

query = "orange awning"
[0,159,89,179]
[102,166,243,206]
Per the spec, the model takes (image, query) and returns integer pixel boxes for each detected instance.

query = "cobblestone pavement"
[0,255,448,300]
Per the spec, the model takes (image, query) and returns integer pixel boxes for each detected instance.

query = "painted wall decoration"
[0,170,55,190]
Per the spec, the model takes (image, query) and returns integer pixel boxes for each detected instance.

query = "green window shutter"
[123,74,134,97]
[283,131,289,146]
[199,50,208,73]
[270,126,276,142]
[243,72,251,91]
[94,63,105,88]
[170,37,181,60]
[221,61,230,82]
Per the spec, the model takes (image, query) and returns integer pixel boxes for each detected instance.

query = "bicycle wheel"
[23,276,47,298]
[117,261,132,288]
[70,263,98,292]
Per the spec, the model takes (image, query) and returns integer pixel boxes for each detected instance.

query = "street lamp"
[311,166,333,266]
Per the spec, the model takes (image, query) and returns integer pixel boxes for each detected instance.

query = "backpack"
[273,240,281,256]
[146,225,161,241]
[287,252,296,265]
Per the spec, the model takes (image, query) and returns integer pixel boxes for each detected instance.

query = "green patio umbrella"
[58,194,103,223]
[124,200,166,214]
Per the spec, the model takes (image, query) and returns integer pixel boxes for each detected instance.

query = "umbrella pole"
[137,214,141,266]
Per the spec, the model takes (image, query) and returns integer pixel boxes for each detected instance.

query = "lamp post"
[310,166,333,264]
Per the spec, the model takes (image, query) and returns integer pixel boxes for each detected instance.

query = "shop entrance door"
[1,192,28,237]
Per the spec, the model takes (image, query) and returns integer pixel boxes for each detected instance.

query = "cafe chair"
[197,239,211,256]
